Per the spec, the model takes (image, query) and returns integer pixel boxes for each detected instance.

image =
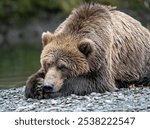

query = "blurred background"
[0,0,150,89]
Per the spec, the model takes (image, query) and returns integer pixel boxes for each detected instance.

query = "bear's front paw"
[25,77,44,99]
[33,78,44,99]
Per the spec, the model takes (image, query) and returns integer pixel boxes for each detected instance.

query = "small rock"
[90,92,97,96]
[117,95,125,100]
[51,100,58,105]
[104,100,113,104]
[40,100,47,104]
[79,96,90,100]
[26,98,34,102]
[71,94,78,99]
[94,97,100,100]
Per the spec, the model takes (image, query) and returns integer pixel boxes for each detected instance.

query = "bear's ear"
[78,39,95,57]
[42,31,53,47]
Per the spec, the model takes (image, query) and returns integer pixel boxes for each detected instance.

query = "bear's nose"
[43,83,54,93]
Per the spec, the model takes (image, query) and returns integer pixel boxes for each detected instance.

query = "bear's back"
[55,3,114,34]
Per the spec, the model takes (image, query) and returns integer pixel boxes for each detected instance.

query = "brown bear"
[25,3,150,99]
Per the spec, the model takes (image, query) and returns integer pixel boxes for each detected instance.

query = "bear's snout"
[43,81,54,93]
[44,66,64,92]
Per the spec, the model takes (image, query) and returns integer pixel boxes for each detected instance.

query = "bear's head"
[40,31,97,93]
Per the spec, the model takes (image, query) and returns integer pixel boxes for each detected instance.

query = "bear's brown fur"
[25,3,150,99]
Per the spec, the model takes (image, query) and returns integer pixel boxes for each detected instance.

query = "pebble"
[40,100,47,104]
[104,100,113,104]
[51,100,58,105]
[0,87,150,112]
[26,98,34,102]
[71,94,78,99]
[90,92,97,96]
[117,95,125,100]
[81,96,90,101]
[93,97,100,100]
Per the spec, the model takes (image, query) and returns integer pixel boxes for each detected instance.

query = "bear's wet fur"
[25,3,150,99]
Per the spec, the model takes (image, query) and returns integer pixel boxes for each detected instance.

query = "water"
[0,70,38,89]
[0,44,41,89]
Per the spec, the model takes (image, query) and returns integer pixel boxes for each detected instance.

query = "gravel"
[0,86,150,112]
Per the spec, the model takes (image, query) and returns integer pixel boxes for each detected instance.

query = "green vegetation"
[0,0,60,25]
[0,0,149,25]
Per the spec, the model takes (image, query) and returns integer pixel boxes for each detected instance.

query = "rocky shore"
[0,87,150,112]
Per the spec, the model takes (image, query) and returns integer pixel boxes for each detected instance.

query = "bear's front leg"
[25,68,45,99]
[60,70,118,96]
